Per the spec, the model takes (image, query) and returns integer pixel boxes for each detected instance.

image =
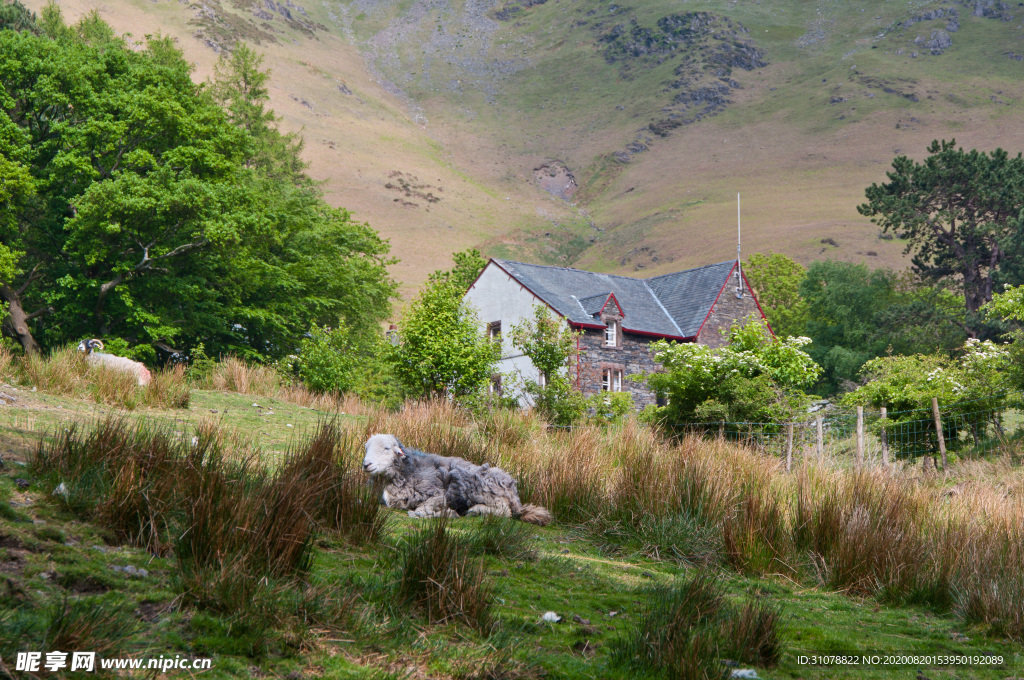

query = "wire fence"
[677,392,1021,468]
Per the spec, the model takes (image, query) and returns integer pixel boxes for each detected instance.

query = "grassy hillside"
[2,372,1024,679]
[21,0,1024,292]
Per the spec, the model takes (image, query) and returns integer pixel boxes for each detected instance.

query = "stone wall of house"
[575,329,661,407]
[696,286,764,348]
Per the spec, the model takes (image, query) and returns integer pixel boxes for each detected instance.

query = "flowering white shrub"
[645,319,821,429]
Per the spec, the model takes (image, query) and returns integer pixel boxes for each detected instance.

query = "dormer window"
[604,320,618,347]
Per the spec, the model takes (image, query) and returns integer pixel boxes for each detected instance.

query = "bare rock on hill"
[533,162,577,200]
[384,171,442,207]
[595,11,765,150]
[493,0,547,22]
[902,7,959,30]
[966,0,1013,20]
[597,11,766,72]
[924,29,953,54]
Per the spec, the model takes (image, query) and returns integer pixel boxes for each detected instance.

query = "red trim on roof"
[741,270,774,337]
[569,321,693,342]
[598,292,625,318]
[694,262,737,340]
[622,327,694,342]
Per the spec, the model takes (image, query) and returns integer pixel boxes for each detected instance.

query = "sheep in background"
[77,339,152,386]
[363,433,553,526]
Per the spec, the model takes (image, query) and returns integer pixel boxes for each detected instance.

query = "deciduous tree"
[743,252,808,338]
[387,276,498,399]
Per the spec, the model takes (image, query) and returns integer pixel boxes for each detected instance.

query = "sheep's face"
[363,434,405,478]
[77,339,102,354]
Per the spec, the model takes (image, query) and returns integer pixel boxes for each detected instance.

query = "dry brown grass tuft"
[18,345,191,409]
[200,355,281,395]
[195,356,370,414]
[395,516,492,631]
[144,364,190,409]
[22,345,89,395]
[364,399,485,461]
[0,344,15,379]
[723,477,793,577]
[280,420,387,545]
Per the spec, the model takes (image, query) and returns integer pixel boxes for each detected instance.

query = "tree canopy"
[859,140,1024,326]
[386,253,499,399]
[0,14,395,358]
[799,260,965,393]
[743,252,808,339]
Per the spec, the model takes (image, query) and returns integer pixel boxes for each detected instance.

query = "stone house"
[464,258,769,408]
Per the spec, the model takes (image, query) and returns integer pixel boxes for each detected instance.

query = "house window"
[487,321,501,343]
[489,373,503,396]
[602,368,623,392]
[604,320,618,347]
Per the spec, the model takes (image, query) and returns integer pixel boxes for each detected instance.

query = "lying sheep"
[77,339,152,386]
[362,434,552,526]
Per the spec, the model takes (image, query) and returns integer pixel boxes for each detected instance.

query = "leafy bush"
[588,391,634,425]
[298,324,359,394]
[646,319,821,430]
[841,340,1012,458]
[511,305,587,425]
[386,278,499,399]
[525,376,588,426]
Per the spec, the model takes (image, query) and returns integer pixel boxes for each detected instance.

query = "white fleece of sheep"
[363,434,552,525]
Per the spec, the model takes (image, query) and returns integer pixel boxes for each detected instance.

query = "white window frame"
[604,320,618,347]
[602,368,623,392]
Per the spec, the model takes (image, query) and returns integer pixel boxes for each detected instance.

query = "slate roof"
[578,292,613,316]
[490,259,740,339]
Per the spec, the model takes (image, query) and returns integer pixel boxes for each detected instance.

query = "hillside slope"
[25,0,1024,291]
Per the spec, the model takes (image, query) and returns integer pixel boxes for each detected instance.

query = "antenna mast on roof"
[736,193,744,297]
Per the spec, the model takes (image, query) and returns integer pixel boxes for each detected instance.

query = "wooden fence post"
[815,414,824,462]
[786,422,794,472]
[880,406,889,469]
[932,397,947,473]
[856,406,864,468]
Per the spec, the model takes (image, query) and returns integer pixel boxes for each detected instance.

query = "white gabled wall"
[464,262,567,405]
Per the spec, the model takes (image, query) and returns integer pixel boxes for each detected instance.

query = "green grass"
[3,468,1022,679]
[0,386,363,464]
[2,384,1024,679]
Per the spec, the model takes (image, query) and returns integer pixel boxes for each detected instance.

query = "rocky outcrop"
[597,12,766,71]
[902,7,960,31]
[928,29,953,53]
[533,162,577,200]
[493,0,547,22]
[891,1,1019,58]
[965,0,1014,20]
[594,11,766,146]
